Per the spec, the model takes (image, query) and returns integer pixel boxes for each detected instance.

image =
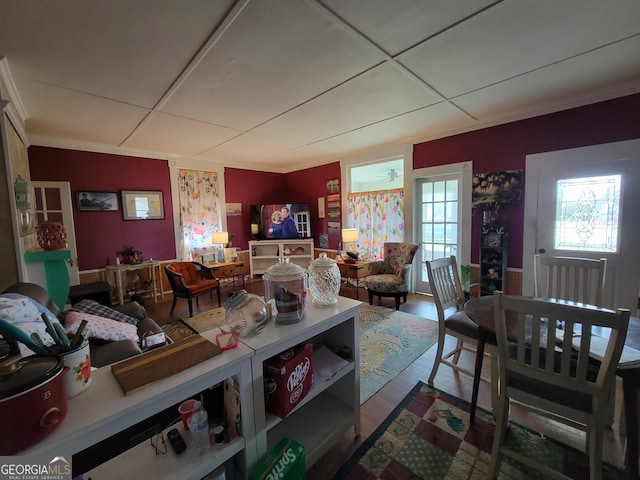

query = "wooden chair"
[165,262,221,317]
[425,256,497,419]
[488,292,629,480]
[534,254,607,306]
[363,242,419,310]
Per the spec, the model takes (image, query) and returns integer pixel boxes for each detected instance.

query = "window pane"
[433,181,445,202]
[555,175,620,253]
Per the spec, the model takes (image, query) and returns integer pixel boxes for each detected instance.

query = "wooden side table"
[337,260,371,299]
[205,261,246,288]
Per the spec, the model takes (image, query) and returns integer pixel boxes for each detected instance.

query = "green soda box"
[249,438,305,480]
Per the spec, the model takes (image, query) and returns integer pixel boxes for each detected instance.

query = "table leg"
[470,328,487,423]
[622,372,639,479]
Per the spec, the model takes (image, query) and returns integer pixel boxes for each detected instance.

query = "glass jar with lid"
[263,257,307,324]
[308,253,341,306]
[224,289,269,337]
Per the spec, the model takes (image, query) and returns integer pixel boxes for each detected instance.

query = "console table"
[204,260,246,288]
[105,261,164,305]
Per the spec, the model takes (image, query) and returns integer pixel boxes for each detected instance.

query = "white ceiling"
[1,0,639,173]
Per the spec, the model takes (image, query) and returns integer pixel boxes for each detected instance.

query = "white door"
[32,181,80,285]
[413,162,473,294]
[523,139,640,312]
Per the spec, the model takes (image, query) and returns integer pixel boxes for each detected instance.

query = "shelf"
[86,425,245,480]
[249,239,314,278]
[267,392,355,468]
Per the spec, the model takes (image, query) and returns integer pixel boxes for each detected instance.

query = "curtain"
[177,169,222,261]
[346,188,405,261]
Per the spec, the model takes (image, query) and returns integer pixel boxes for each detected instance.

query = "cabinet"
[479,224,508,295]
[23,327,257,480]
[249,239,314,277]
[205,261,246,288]
[239,296,362,471]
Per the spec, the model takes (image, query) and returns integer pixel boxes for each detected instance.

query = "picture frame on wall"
[77,191,119,211]
[326,178,339,194]
[121,190,165,220]
[317,197,325,218]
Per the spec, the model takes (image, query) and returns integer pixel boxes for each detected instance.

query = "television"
[250,203,312,240]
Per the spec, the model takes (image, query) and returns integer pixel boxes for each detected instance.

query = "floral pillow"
[64,311,139,343]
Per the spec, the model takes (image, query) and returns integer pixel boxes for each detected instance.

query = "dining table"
[464,294,640,479]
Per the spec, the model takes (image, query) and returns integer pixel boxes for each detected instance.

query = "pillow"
[64,311,139,343]
[68,299,138,325]
[0,294,63,357]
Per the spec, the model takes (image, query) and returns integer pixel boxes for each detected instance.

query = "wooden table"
[204,261,246,288]
[336,261,371,299]
[105,261,163,305]
[465,295,640,478]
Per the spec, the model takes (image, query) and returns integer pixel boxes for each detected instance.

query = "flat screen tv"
[250,203,311,240]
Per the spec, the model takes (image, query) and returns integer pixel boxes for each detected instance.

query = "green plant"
[460,264,480,293]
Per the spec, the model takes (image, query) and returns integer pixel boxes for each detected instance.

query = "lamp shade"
[212,231,228,245]
[341,228,359,243]
[251,223,259,235]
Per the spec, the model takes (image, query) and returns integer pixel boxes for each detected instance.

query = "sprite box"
[249,438,305,480]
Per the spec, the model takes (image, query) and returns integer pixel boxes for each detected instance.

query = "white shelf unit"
[248,239,314,277]
[23,327,257,480]
[239,296,362,471]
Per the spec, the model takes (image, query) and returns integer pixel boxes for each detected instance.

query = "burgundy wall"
[413,93,640,268]
[28,147,174,270]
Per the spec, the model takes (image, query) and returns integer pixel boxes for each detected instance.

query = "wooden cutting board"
[111,335,222,395]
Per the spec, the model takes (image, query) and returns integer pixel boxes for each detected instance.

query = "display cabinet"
[248,239,314,277]
[479,224,508,295]
[239,296,362,471]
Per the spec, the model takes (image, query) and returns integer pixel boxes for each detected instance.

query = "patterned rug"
[359,305,438,403]
[162,304,438,404]
[334,382,625,479]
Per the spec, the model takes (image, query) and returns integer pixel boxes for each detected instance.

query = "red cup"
[178,399,197,429]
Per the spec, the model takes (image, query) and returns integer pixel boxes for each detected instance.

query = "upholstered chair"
[363,242,419,310]
[165,262,221,317]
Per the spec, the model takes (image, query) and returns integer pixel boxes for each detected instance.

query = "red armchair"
[165,262,221,317]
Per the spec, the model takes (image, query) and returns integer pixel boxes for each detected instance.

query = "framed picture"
[226,202,242,216]
[317,197,325,218]
[121,190,165,220]
[326,179,339,194]
[77,191,119,211]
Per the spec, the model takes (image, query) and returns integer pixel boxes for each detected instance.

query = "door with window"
[32,181,79,285]
[415,174,462,293]
[523,139,640,312]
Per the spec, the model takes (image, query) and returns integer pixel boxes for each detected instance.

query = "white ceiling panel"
[455,37,640,123]
[0,0,638,171]
[16,78,149,145]
[399,0,640,99]
[123,113,242,157]
[160,0,385,130]
[252,63,442,144]
[0,0,232,108]
[323,0,496,55]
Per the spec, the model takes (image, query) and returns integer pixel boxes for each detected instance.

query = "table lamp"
[341,228,359,260]
[251,223,259,239]
[212,231,228,263]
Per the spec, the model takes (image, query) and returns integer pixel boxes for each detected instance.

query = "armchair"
[165,261,221,317]
[362,242,419,310]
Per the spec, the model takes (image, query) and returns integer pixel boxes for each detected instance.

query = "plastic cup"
[178,399,197,429]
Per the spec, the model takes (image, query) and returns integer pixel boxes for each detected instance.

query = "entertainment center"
[22,296,362,479]
[249,239,314,277]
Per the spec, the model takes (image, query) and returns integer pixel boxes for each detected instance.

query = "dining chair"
[534,254,607,306]
[488,292,630,480]
[425,256,497,418]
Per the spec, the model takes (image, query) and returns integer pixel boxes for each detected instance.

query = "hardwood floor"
[144,279,627,479]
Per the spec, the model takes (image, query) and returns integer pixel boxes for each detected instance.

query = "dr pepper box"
[264,343,314,418]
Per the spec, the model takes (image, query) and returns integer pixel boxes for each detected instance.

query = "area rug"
[333,382,625,479]
[163,304,438,404]
[359,305,438,403]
